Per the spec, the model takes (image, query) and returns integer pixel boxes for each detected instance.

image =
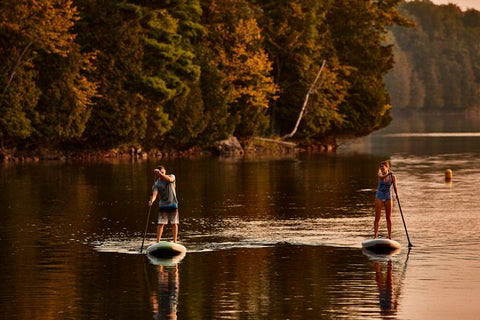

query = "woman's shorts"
[157,208,179,224]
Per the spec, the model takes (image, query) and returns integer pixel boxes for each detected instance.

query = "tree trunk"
[1,41,33,99]
[281,60,326,140]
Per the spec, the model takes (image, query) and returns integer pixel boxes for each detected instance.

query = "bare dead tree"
[281,59,326,140]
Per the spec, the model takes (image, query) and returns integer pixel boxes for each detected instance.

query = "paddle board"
[362,238,401,254]
[362,247,401,261]
[146,241,187,258]
[147,250,186,266]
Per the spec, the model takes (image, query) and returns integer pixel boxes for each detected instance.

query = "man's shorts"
[157,208,179,224]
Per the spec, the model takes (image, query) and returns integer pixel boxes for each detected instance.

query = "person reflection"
[374,260,397,318]
[151,264,179,320]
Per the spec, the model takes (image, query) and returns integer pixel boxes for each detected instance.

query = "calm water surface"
[1,114,479,319]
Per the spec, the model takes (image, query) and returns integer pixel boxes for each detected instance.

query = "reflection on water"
[180,245,386,319]
[377,112,479,134]
[363,249,410,320]
[185,216,371,251]
[341,113,480,157]
[150,265,180,320]
[147,251,186,267]
[383,132,480,137]
[375,260,396,318]
[1,114,480,319]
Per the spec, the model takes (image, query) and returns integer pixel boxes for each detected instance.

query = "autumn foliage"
[0,0,410,152]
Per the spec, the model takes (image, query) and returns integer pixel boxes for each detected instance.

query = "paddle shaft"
[141,173,158,253]
[391,175,413,247]
[140,205,152,253]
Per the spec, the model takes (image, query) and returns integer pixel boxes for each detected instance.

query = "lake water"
[1,113,479,319]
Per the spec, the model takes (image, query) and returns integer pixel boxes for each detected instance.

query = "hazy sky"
[429,0,480,11]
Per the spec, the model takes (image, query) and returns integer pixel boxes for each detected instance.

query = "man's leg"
[157,224,165,242]
[172,224,178,243]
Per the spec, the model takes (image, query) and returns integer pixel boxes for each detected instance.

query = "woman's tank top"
[376,177,392,200]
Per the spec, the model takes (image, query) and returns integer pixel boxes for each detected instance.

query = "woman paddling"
[374,161,398,239]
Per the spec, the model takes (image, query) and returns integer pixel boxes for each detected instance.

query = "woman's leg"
[374,198,383,238]
[385,200,393,239]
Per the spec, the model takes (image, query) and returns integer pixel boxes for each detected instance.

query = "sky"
[428,0,480,11]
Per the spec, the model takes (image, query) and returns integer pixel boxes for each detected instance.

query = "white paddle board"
[362,247,401,261]
[146,241,187,258]
[362,238,401,253]
[147,250,186,266]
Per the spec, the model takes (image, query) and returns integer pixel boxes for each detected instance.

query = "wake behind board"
[362,238,401,254]
[362,247,401,261]
[146,241,187,258]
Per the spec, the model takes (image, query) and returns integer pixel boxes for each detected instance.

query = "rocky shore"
[0,136,337,163]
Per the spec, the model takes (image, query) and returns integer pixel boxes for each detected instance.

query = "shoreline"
[0,138,338,164]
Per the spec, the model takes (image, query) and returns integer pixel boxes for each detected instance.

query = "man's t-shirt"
[153,175,178,209]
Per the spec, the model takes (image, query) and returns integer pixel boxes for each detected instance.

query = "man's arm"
[160,173,175,183]
[154,169,175,183]
[149,189,158,206]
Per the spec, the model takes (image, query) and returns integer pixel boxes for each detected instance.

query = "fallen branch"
[254,137,297,147]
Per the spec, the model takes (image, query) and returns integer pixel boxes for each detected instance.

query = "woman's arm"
[392,174,399,199]
[378,170,392,179]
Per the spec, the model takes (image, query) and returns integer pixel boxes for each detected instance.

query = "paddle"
[140,204,152,253]
[391,173,413,248]
[141,172,158,253]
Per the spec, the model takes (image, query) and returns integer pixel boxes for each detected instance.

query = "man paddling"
[149,165,179,243]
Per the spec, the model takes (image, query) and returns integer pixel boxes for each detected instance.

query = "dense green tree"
[76,0,151,147]
[34,45,96,142]
[0,0,434,153]
[257,0,333,136]
[77,0,202,148]
[0,0,82,148]
[0,46,39,146]
[119,0,203,147]
[384,32,412,109]
[386,1,480,111]
[325,0,411,135]
[156,0,207,148]
[257,0,408,138]
[195,53,234,143]
[200,0,277,139]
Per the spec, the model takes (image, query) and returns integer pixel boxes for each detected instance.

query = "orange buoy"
[445,169,453,182]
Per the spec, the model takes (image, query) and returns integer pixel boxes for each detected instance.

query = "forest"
[2,0,460,156]
[386,1,480,113]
